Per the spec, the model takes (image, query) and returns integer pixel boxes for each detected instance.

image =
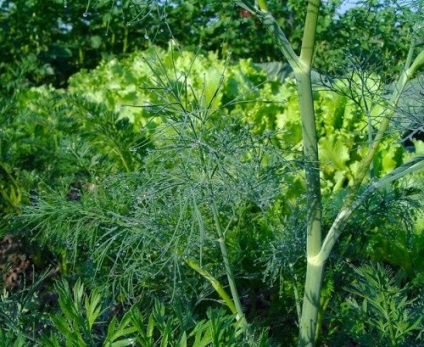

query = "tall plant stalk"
[293,2,323,345]
[237,1,424,346]
[237,1,324,344]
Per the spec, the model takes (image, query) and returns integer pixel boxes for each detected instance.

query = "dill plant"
[19,48,296,334]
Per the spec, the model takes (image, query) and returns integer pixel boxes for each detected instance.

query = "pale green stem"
[298,263,324,347]
[295,2,324,346]
[194,126,246,324]
[238,1,323,345]
[210,201,247,324]
[310,154,424,267]
[185,258,237,314]
[123,25,128,53]
[367,116,375,179]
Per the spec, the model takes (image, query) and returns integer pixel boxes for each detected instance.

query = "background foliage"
[0,0,413,87]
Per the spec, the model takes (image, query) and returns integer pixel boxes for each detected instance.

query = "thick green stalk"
[295,2,323,346]
[298,263,324,346]
[238,1,323,344]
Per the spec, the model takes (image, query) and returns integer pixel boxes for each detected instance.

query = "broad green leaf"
[319,134,351,171]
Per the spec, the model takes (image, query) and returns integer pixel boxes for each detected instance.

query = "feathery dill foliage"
[20,50,296,301]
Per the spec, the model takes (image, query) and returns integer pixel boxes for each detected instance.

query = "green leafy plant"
[0,0,411,88]
[336,263,423,346]
[0,271,53,345]
[41,279,137,347]
[12,45,299,343]
[41,279,272,347]
[0,82,148,215]
[20,82,290,311]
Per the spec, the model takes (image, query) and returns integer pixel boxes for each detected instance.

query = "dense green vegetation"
[1,0,424,346]
[0,0,413,87]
